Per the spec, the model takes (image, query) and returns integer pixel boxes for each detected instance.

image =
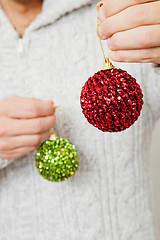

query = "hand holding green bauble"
[35,107,79,182]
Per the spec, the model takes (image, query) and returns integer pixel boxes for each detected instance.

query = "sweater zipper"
[17,38,25,56]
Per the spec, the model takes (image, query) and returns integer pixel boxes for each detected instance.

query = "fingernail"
[98,9,105,21]
[46,99,53,104]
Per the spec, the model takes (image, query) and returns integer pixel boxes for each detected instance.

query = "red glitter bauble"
[80,68,144,132]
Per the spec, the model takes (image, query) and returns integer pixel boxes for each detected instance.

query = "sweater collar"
[26,0,96,33]
[0,0,96,37]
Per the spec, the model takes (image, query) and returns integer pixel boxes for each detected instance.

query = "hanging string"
[97,3,114,69]
[97,17,106,61]
[97,2,111,62]
[53,105,62,113]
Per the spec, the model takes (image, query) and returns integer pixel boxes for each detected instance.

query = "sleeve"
[144,63,160,121]
[152,63,160,75]
[0,158,14,169]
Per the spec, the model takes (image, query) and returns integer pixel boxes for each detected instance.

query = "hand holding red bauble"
[80,4,144,132]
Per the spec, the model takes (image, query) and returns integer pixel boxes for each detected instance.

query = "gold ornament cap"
[102,58,114,70]
[49,131,57,140]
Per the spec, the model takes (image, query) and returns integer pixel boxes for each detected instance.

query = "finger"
[0,146,35,160]
[0,130,50,151]
[97,0,159,18]
[110,47,160,63]
[0,96,55,119]
[0,115,56,136]
[7,95,53,104]
[107,25,160,50]
[99,1,160,39]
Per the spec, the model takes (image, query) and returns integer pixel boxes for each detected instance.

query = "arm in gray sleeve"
[144,63,160,121]
[152,63,160,75]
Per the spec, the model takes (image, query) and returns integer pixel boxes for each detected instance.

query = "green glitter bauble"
[36,138,79,182]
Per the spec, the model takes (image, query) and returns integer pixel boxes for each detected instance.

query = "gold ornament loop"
[49,105,62,140]
[97,2,104,10]
[97,4,114,70]
[97,17,106,61]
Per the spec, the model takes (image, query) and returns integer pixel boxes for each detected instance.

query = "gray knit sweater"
[0,0,159,239]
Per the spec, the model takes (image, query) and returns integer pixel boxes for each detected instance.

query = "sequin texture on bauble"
[80,68,144,132]
[36,138,79,182]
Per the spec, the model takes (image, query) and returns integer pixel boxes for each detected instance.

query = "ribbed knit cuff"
[152,63,160,75]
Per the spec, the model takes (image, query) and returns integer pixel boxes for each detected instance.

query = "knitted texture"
[0,0,159,239]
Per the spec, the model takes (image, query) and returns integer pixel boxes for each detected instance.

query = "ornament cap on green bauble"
[36,132,79,182]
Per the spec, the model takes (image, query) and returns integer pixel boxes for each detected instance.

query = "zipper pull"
[18,38,25,56]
